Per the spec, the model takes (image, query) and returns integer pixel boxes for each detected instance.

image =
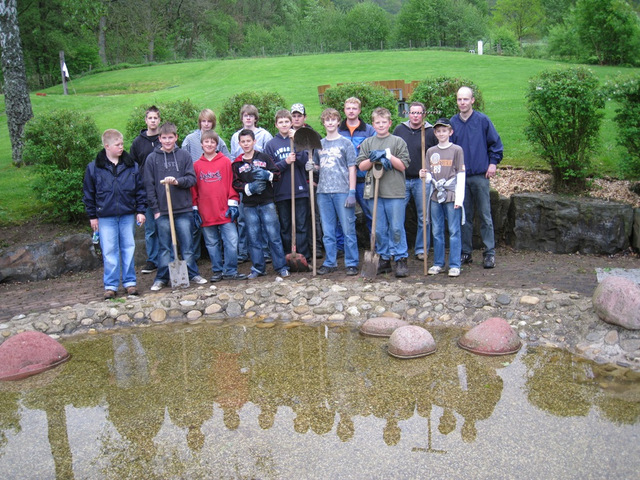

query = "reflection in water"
[0,322,638,479]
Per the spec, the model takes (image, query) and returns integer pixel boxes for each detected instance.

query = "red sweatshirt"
[191,152,239,226]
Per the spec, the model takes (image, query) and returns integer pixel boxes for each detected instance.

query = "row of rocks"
[2,276,639,370]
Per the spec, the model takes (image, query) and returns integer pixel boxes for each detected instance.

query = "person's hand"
[252,168,271,182]
[225,206,239,222]
[369,150,386,163]
[193,210,202,229]
[486,163,497,179]
[285,152,296,164]
[90,218,99,231]
[419,169,432,183]
[344,189,356,208]
[305,160,315,172]
[248,180,266,195]
[161,176,177,185]
[136,213,146,226]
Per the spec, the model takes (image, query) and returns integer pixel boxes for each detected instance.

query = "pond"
[1,321,639,479]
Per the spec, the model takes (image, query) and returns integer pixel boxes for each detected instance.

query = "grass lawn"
[0,49,637,224]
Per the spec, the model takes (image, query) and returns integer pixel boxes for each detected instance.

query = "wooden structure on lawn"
[317,80,420,116]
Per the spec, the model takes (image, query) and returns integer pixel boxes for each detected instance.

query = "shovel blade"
[286,252,309,272]
[360,250,379,279]
[169,259,190,288]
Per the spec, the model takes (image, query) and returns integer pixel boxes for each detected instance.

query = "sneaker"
[448,268,461,277]
[317,265,337,275]
[223,273,248,281]
[248,271,265,279]
[210,272,223,282]
[104,289,116,300]
[150,281,166,291]
[377,258,392,275]
[278,268,290,278]
[345,266,359,276]
[238,256,249,264]
[461,253,473,265]
[141,261,157,274]
[395,258,409,278]
[483,254,495,269]
[191,275,208,285]
[126,286,139,296]
[416,253,424,261]
[428,266,443,275]
[264,256,272,264]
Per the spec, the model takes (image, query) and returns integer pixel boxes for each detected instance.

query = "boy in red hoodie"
[192,130,246,282]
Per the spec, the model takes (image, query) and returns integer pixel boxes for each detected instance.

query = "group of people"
[82,86,503,299]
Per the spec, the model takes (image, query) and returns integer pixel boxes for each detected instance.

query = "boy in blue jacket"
[83,129,146,299]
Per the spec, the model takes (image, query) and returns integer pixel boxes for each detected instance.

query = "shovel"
[421,123,428,276]
[361,164,384,279]
[163,181,190,288]
[286,137,309,272]
[294,127,323,276]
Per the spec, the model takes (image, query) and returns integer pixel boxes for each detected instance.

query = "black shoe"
[483,254,495,269]
[316,249,325,259]
[223,273,248,280]
[210,272,223,282]
[238,256,249,264]
[336,250,344,258]
[461,253,473,265]
[345,266,359,276]
[317,265,337,275]
[264,256,272,264]
[377,258,392,275]
[395,258,409,278]
[141,261,157,274]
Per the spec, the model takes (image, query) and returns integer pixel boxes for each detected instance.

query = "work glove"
[252,167,271,182]
[225,206,239,222]
[248,180,266,195]
[193,210,202,229]
[344,189,356,208]
[305,160,315,172]
[380,157,392,171]
[369,150,386,163]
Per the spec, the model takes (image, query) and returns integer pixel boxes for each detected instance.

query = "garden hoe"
[361,164,384,279]
[286,137,309,272]
[163,181,189,288]
[294,127,323,275]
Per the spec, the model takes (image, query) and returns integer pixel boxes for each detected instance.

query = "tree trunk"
[98,15,107,65]
[0,0,34,167]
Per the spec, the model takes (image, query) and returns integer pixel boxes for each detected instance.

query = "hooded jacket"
[338,118,376,181]
[144,145,196,216]
[129,129,159,169]
[83,149,146,219]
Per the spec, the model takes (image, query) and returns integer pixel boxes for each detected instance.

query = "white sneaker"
[448,268,460,277]
[150,280,166,291]
[191,275,208,285]
[428,266,443,275]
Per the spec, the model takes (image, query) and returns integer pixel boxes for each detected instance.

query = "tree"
[492,0,544,45]
[344,2,390,50]
[0,0,33,166]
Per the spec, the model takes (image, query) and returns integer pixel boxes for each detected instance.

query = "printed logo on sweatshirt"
[199,170,222,183]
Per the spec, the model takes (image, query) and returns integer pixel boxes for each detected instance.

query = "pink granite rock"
[593,276,640,330]
[360,317,409,337]
[458,317,521,356]
[388,325,436,359]
[0,331,70,381]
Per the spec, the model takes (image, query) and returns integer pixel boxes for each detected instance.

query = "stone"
[458,317,522,356]
[520,296,540,305]
[0,331,70,381]
[388,325,436,359]
[593,276,640,330]
[359,317,409,337]
[496,294,511,305]
[149,309,167,323]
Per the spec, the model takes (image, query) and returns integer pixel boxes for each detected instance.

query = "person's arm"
[82,163,98,229]
[134,163,147,216]
[144,156,159,215]
[357,140,372,172]
[176,156,197,189]
[486,118,504,167]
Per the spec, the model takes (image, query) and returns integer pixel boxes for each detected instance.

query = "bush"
[608,75,640,179]
[323,83,398,128]
[22,109,101,222]
[525,67,605,192]
[125,99,202,147]
[218,90,288,142]
[409,76,484,124]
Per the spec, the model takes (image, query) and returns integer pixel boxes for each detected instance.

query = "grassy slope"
[0,50,636,224]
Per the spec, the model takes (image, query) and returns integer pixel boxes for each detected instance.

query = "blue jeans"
[317,193,358,268]
[202,222,239,276]
[369,197,408,261]
[356,182,372,234]
[405,178,431,255]
[98,215,136,290]
[463,174,495,257]
[276,197,311,261]
[245,203,287,274]
[430,201,462,269]
[144,206,159,266]
[155,212,200,282]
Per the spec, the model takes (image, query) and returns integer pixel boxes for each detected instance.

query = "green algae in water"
[0,323,638,479]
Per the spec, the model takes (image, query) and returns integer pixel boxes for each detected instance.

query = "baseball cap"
[291,103,306,115]
[433,117,452,128]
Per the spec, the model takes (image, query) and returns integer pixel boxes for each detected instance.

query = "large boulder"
[388,325,436,359]
[0,331,70,381]
[506,193,633,254]
[360,317,409,337]
[458,317,521,356]
[593,276,640,330]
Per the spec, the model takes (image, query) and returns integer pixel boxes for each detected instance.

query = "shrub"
[608,75,640,179]
[22,109,101,222]
[525,67,605,192]
[125,99,202,147]
[218,90,288,141]
[323,83,398,128]
[409,76,484,124]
